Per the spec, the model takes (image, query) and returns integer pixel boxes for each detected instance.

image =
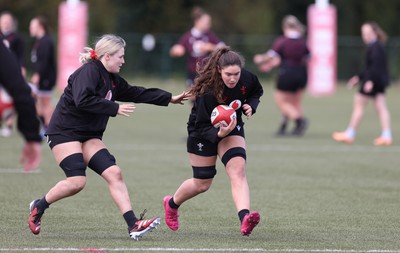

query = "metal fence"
[108,33,400,83]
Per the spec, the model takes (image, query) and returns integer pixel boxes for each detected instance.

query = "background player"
[164,47,263,236]
[170,6,225,91]
[254,15,309,136]
[332,22,393,146]
[0,38,42,172]
[0,11,26,137]
[29,16,56,132]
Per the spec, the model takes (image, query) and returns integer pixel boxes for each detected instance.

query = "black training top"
[1,31,26,68]
[46,60,172,139]
[31,34,57,87]
[187,68,263,143]
[358,41,389,88]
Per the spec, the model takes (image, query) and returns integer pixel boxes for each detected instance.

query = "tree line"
[2,0,400,37]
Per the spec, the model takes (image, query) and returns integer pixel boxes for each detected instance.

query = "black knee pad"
[192,165,217,179]
[59,153,86,177]
[88,148,116,175]
[221,147,246,166]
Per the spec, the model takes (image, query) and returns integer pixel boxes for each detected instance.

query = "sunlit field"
[1,78,399,252]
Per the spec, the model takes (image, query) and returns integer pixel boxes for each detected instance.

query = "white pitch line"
[0,168,40,173]
[109,143,400,153]
[1,248,400,253]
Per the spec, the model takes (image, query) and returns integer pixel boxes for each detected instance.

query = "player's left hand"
[171,91,191,105]
[242,104,253,119]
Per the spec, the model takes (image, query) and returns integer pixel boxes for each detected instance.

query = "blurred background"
[2,0,400,81]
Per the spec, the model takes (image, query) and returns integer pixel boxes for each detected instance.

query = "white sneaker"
[0,127,12,137]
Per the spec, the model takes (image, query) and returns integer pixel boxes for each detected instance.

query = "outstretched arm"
[170,91,191,105]
[253,52,281,72]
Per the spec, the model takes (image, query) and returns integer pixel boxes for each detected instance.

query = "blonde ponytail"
[78,34,126,64]
[79,47,97,64]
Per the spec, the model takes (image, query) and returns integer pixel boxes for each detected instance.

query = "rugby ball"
[210,105,236,128]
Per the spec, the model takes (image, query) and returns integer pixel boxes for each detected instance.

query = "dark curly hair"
[190,46,244,103]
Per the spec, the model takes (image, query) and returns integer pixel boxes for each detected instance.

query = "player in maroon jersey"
[254,15,309,136]
[170,6,225,90]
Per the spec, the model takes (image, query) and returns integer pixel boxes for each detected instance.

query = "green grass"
[1,79,400,252]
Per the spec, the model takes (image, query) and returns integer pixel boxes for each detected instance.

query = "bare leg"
[44,141,87,204]
[172,154,216,205]
[45,176,86,203]
[374,94,391,132]
[101,165,133,214]
[38,95,54,127]
[347,93,369,130]
[274,90,301,120]
[293,89,305,118]
[226,157,249,211]
[218,136,249,211]
[173,178,213,205]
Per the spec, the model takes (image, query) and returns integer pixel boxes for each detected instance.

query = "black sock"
[277,116,288,134]
[169,197,180,209]
[279,121,287,132]
[295,117,303,127]
[123,210,138,230]
[238,209,250,223]
[281,116,289,125]
[36,196,50,213]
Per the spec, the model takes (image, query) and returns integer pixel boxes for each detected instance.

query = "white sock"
[381,129,392,139]
[345,128,356,138]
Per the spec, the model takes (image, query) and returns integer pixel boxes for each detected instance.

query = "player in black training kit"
[29,16,57,130]
[333,22,393,146]
[27,34,190,240]
[0,38,42,171]
[0,11,26,72]
[0,11,27,137]
[164,47,263,236]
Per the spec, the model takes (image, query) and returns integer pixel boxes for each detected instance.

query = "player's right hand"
[347,76,359,89]
[217,117,237,138]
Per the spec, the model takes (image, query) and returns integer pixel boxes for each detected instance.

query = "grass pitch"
[0,79,399,252]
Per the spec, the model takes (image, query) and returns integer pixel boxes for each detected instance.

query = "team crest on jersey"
[105,90,112,100]
[229,100,242,110]
[240,86,247,95]
[197,142,204,152]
